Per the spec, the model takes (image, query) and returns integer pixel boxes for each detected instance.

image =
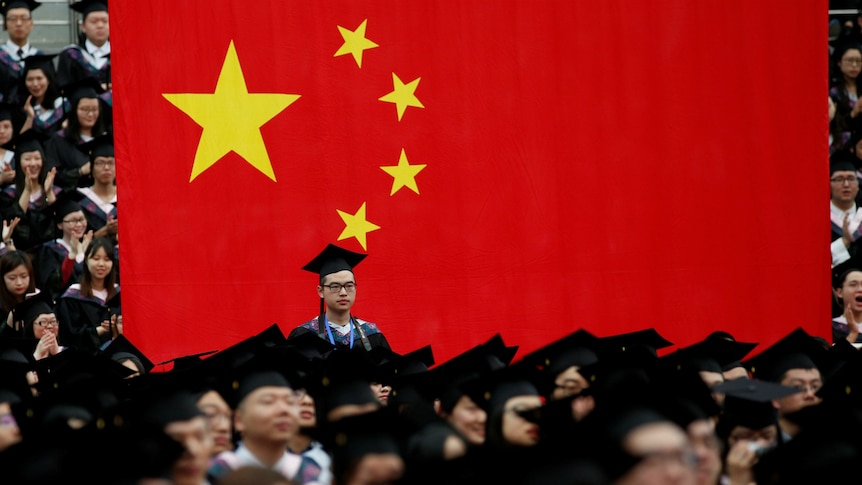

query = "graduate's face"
[0,401,21,452]
[369,382,391,406]
[24,68,47,99]
[234,386,299,444]
[774,368,822,415]
[617,422,697,485]
[32,312,57,339]
[686,419,722,485]
[0,120,13,145]
[81,11,109,45]
[831,169,859,205]
[297,390,316,428]
[164,416,212,485]
[4,8,33,44]
[840,48,862,79]
[3,264,29,296]
[76,98,99,129]
[197,390,234,455]
[86,246,113,282]
[19,149,41,178]
[838,270,862,313]
[500,395,542,447]
[59,210,87,240]
[319,270,356,313]
[93,155,115,183]
[444,395,486,446]
[722,366,749,381]
[726,424,778,449]
[697,370,725,406]
[551,365,589,400]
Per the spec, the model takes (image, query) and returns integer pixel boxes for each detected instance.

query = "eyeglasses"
[5,16,31,24]
[77,107,99,114]
[325,282,356,293]
[62,217,87,225]
[843,58,862,66]
[35,318,58,328]
[831,176,859,185]
[94,159,115,167]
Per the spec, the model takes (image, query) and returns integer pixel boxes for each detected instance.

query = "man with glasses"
[0,1,42,102]
[288,244,391,352]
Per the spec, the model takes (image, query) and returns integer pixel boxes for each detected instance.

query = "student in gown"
[0,249,33,334]
[288,244,390,352]
[32,192,90,302]
[0,1,42,102]
[13,53,66,136]
[73,132,115,239]
[0,102,25,189]
[44,77,107,191]
[56,0,110,103]
[0,130,58,252]
[55,236,118,353]
[13,289,62,360]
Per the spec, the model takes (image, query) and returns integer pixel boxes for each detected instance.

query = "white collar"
[85,38,110,56]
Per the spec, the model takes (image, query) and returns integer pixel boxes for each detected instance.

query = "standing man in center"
[288,244,390,351]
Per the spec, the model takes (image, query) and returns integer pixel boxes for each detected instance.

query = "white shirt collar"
[85,38,110,57]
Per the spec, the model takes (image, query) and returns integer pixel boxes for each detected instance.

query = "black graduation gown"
[0,185,62,252]
[56,285,119,353]
[56,45,110,89]
[32,240,83,302]
[74,189,116,236]
[43,134,90,191]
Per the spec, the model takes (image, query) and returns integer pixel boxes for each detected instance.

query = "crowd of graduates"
[0,2,856,484]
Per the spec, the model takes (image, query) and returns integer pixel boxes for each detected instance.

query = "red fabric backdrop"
[112,1,827,366]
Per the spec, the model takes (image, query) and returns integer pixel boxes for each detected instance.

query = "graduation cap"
[742,328,830,382]
[714,379,801,437]
[831,149,858,174]
[0,358,34,404]
[0,101,24,128]
[518,328,601,375]
[460,357,541,419]
[3,128,49,154]
[99,335,154,375]
[60,76,105,106]
[661,335,758,375]
[155,349,218,372]
[21,52,57,76]
[52,190,84,225]
[318,407,402,484]
[599,327,674,356]
[0,0,40,16]
[302,243,367,281]
[77,130,113,159]
[221,345,305,409]
[69,0,106,16]
[11,289,54,336]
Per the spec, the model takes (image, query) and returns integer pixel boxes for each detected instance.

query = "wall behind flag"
[112,1,826,364]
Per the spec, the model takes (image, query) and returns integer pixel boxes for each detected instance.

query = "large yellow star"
[380,148,426,195]
[337,202,380,250]
[163,41,301,182]
[333,19,378,68]
[378,73,424,121]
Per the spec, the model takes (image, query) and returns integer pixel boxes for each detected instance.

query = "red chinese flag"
[113,1,826,365]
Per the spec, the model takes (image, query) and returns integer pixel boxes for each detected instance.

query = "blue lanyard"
[323,315,354,349]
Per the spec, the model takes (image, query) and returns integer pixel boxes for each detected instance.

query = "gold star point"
[334,19,379,68]
[378,72,424,121]
[163,40,301,182]
[337,202,380,250]
[380,148,426,195]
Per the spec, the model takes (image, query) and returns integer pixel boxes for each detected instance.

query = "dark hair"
[0,250,35,311]
[19,65,61,111]
[79,237,116,299]
[12,145,49,201]
[65,96,107,145]
[836,267,862,290]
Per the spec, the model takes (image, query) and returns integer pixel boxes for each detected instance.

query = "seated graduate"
[32,191,90,302]
[55,236,119,353]
[72,132,115,240]
[56,0,111,100]
[12,53,66,137]
[0,130,59,251]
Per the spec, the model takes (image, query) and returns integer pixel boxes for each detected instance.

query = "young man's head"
[830,155,859,208]
[302,244,367,316]
[1,1,38,46]
[70,0,109,47]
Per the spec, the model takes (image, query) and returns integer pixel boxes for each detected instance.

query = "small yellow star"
[334,19,379,68]
[163,41,301,182]
[380,148,426,195]
[378,73,424,121]
[337,202,380,250]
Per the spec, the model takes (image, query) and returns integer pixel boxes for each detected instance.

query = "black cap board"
[302,243,367,280]
[0,0,39,16]
[69,0,106,16]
